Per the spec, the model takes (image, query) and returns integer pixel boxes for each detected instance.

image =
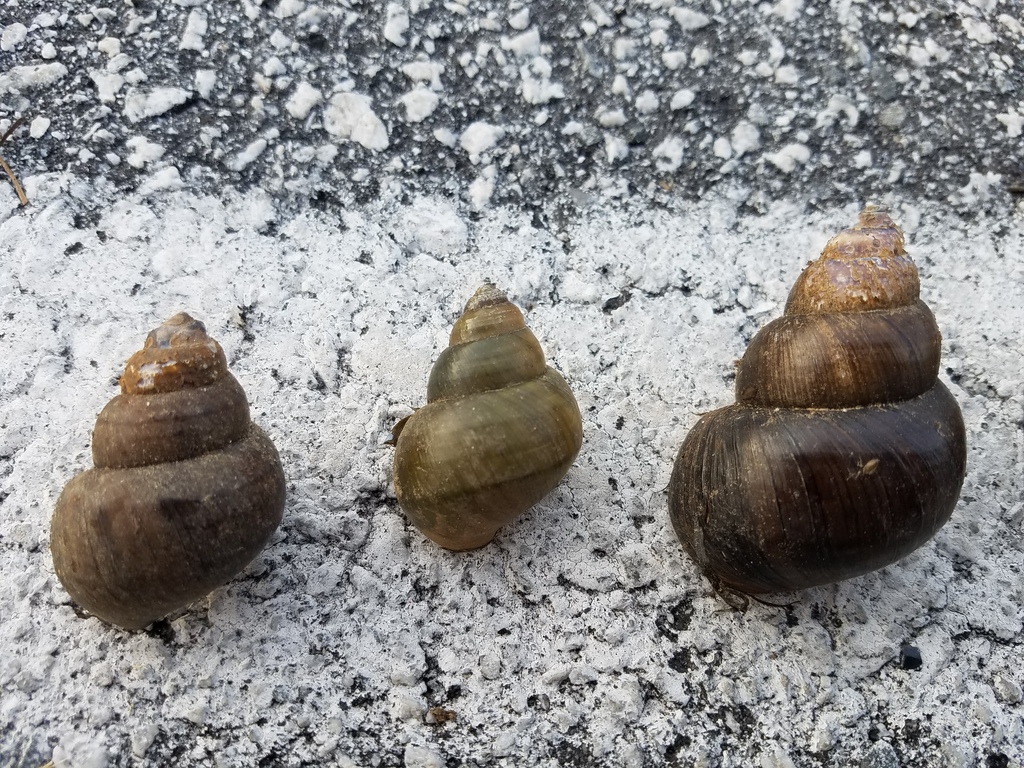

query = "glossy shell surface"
[393,284,583,550]
[668,210,967,595]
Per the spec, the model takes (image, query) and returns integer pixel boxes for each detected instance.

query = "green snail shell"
[50,313,286,630]
[668,209,967,596]
[392,284,584,550]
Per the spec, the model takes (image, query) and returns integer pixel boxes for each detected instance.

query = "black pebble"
[899,644,923,670]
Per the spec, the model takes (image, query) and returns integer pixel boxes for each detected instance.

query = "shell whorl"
[92,313,251,470]
[736,209,941,409]
[427,283,547,403]
[449,283,527,344]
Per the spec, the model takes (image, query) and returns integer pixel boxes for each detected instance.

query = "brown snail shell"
[50,313,286,630]
[391,283,584,550]
[668,209,967,596]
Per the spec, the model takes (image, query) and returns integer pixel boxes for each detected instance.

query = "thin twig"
[0,116,29,206]
[0,116,27,148]
[0,156,28,206]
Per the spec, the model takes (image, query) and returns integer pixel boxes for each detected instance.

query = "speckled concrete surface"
[1,1,1023,766]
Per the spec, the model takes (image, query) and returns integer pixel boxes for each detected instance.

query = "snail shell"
[50,313,286,629]
[392,284,584,550]
[668,209,967,596]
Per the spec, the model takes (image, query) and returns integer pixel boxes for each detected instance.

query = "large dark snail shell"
[50,313,286,630]
[392,284,584,550]
[668,210,967,596]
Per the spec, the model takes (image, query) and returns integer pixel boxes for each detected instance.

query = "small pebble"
[899,645,923,671]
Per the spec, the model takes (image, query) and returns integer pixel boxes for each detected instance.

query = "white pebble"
[597,108,626,127]
[270,30,291,49]
[123,86,191,123]
[29,116,51,138]
[730,120,761,156]
[0,62,68,92]
[89,71,125,103]
[399,87,439,122]
[384,3,410,46]
[775,65,799,84]
[764,143,811,172]
[670,7,710,30]
[433,127,458,147]
[179,9,208,52]
[131,725,159,758]
[521,70,565,105]
[653,136,684,172]
[195,69,217,99]
[605,134,628,162]
[106,54,131,73]
[670,89,696,110]
[508,8,530,30]
[404,744,445,768]
[614,37,638,60]
[772,0,803,22]
[502,28,541,57]
[635,90,659,114]
[97,37,121,57]
[996,110,1023,138]
[262,56,287,77]
[286,81,323,119]
[588,3,612,27]
[226,138,268,171]
[962,18,995,44]
[126,136,166,168]
[662,50,687,70]
[275,0,306,18]
[469,165,497,210]
[138,166,184,196]
[402,60,445,89]
[323,92,389,151]
[1,23,28,52]
[459,121,505,159]
[691,47,711,67]
[479,653,501,680]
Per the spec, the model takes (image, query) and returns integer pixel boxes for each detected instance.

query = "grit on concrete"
[1,1,1023,767]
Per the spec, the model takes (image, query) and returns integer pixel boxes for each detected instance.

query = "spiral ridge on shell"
[668,209,967,596]
[50,313,286,630]
[392,284,583,551]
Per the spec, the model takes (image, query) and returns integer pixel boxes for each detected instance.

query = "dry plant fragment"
[0,116,29,206]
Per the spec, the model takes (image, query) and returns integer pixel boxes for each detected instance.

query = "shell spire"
[449,283,527,346]
[121,313,226,394]
[786,207,918,314]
